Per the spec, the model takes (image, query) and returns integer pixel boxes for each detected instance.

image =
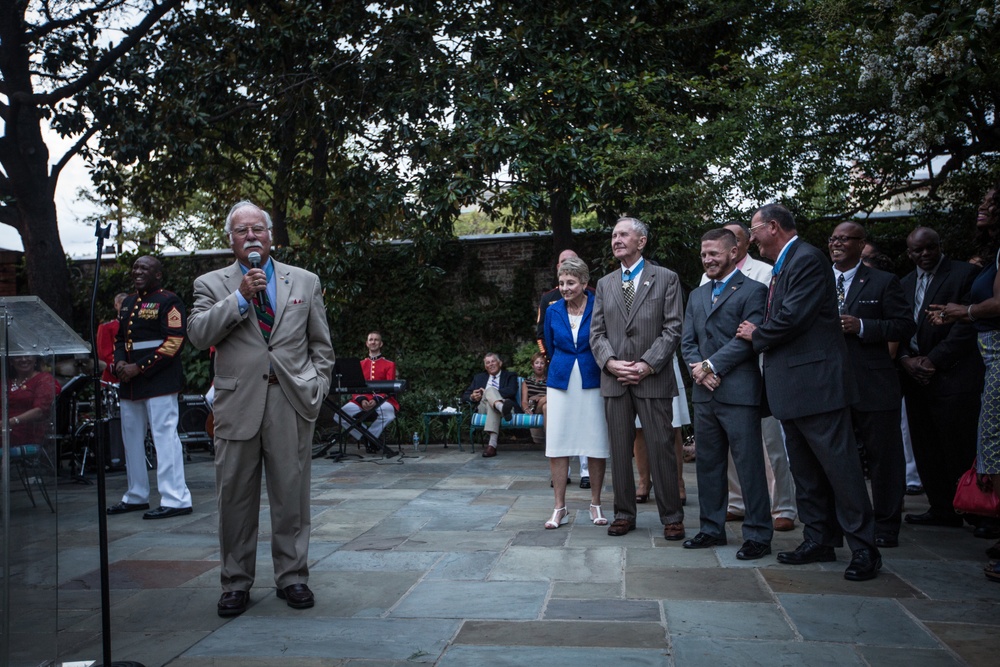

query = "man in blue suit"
[736,204,880,581]
[461,353,519,458]
[681,228,773,559]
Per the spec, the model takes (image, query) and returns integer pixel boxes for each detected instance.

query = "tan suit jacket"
[187,259,333,438]
[187,258,333,591]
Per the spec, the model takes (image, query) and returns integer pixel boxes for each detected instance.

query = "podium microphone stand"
[88,220,145,667]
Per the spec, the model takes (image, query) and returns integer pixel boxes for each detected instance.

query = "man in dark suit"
[590,216,685,540]
[461,352,519,458]
[830,221,915,548]
[681,228,773,559]
[898,226,984,527]
[736,203,880,581]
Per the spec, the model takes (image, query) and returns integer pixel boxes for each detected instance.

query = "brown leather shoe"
[276,583,315,609]
[217,590,249,617]
[773,517,795,532]
[663,522,685,541]
[482,445,497,458]
[607,518,636,536]
[725,512,744,522]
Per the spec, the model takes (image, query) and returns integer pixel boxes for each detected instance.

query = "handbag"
[953,459,1000,518]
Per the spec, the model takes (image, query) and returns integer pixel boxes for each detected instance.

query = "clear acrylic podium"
[1,296,89,666]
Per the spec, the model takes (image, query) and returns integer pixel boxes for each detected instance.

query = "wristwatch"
[701,360,713,375]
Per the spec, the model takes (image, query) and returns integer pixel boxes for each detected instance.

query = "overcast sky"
[0,129,105,258]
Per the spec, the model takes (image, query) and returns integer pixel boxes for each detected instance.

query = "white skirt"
[634,355,691,429]
[546,360,611,459]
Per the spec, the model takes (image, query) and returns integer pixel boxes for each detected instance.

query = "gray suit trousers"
[694,400,773,543]
[606,391,682,524]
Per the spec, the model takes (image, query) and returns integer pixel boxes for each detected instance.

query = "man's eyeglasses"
[230,225,269,238]
[828,235,864,245]
[749,221,770,236]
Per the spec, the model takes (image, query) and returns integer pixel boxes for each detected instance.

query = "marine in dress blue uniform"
[109,255,193,519]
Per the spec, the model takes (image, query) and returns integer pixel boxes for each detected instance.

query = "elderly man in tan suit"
[188,201,334,617]
[591,217,686,540]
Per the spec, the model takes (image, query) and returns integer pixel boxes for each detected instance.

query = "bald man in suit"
[591,216,686,541]
[188,201,334,617]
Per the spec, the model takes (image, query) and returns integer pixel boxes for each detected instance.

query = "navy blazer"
[841,264,914,412]
[751,240,857,420]
[544,292,602,390]
[461,369,519,404]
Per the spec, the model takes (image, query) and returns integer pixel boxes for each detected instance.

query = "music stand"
[328,358,398,460]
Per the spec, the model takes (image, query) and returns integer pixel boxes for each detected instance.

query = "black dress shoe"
[277,583,315,609]
[501,399,515,421]
[904,510,963,527]
[106,501,150,515]
[905,484,924,495]
[875,535,899,548]
[142,506,193,520]
[777,539,837,565]
[736,540,772,560]
[683,532,727,549]
[217,590,249,617]
[844,548,882,581]
[973,520,1000,539]
[579,476,591,489]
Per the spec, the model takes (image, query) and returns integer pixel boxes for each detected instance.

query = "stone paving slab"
[760,567,923,598]
[662,600,796,640]
[778,593,940,648]
[453,619,667,647]
[490,545,623,582]
[437,645,671,667]
[856,645,966,667]
[545,598,661,622]
[922,621,1000,667]
[183,618,459,662]
[390,581,546,619]
[670,636,866,666]
[627,567,771,602]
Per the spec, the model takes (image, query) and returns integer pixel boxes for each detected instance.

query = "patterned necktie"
[490,375,499,389]
[622,270,635,312]
[913,272,929,321]
[765,273,777,322]
[910,272,930,352]
[836,273,846,314]
[254,297,274,341]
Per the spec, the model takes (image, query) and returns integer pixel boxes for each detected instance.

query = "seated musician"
[339,331,398,443]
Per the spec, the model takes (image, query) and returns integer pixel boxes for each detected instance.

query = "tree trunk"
[549,185,573,254]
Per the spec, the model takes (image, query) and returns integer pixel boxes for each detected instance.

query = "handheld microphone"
[248,251,264,306]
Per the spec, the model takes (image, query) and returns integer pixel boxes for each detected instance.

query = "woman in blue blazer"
[543,257,611,528]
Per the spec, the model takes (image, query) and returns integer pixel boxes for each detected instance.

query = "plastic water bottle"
[412,431,420,452]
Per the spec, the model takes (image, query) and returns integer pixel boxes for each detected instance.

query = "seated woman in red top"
[6,355,61,446]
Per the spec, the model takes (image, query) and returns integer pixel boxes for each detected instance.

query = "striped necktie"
[254,298,274,341]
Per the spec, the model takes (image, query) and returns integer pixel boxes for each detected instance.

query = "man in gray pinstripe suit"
[591,217,686,540]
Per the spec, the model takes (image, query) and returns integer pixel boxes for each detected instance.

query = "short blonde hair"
[557,256,590,285]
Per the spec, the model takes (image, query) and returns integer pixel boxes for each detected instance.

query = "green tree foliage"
[730,0,1000,227]
[0,0,184,323]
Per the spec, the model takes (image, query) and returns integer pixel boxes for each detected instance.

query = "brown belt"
[267,372,279,385]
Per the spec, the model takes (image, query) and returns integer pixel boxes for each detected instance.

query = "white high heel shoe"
[590,504,608,525]
[545,507,568,529]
